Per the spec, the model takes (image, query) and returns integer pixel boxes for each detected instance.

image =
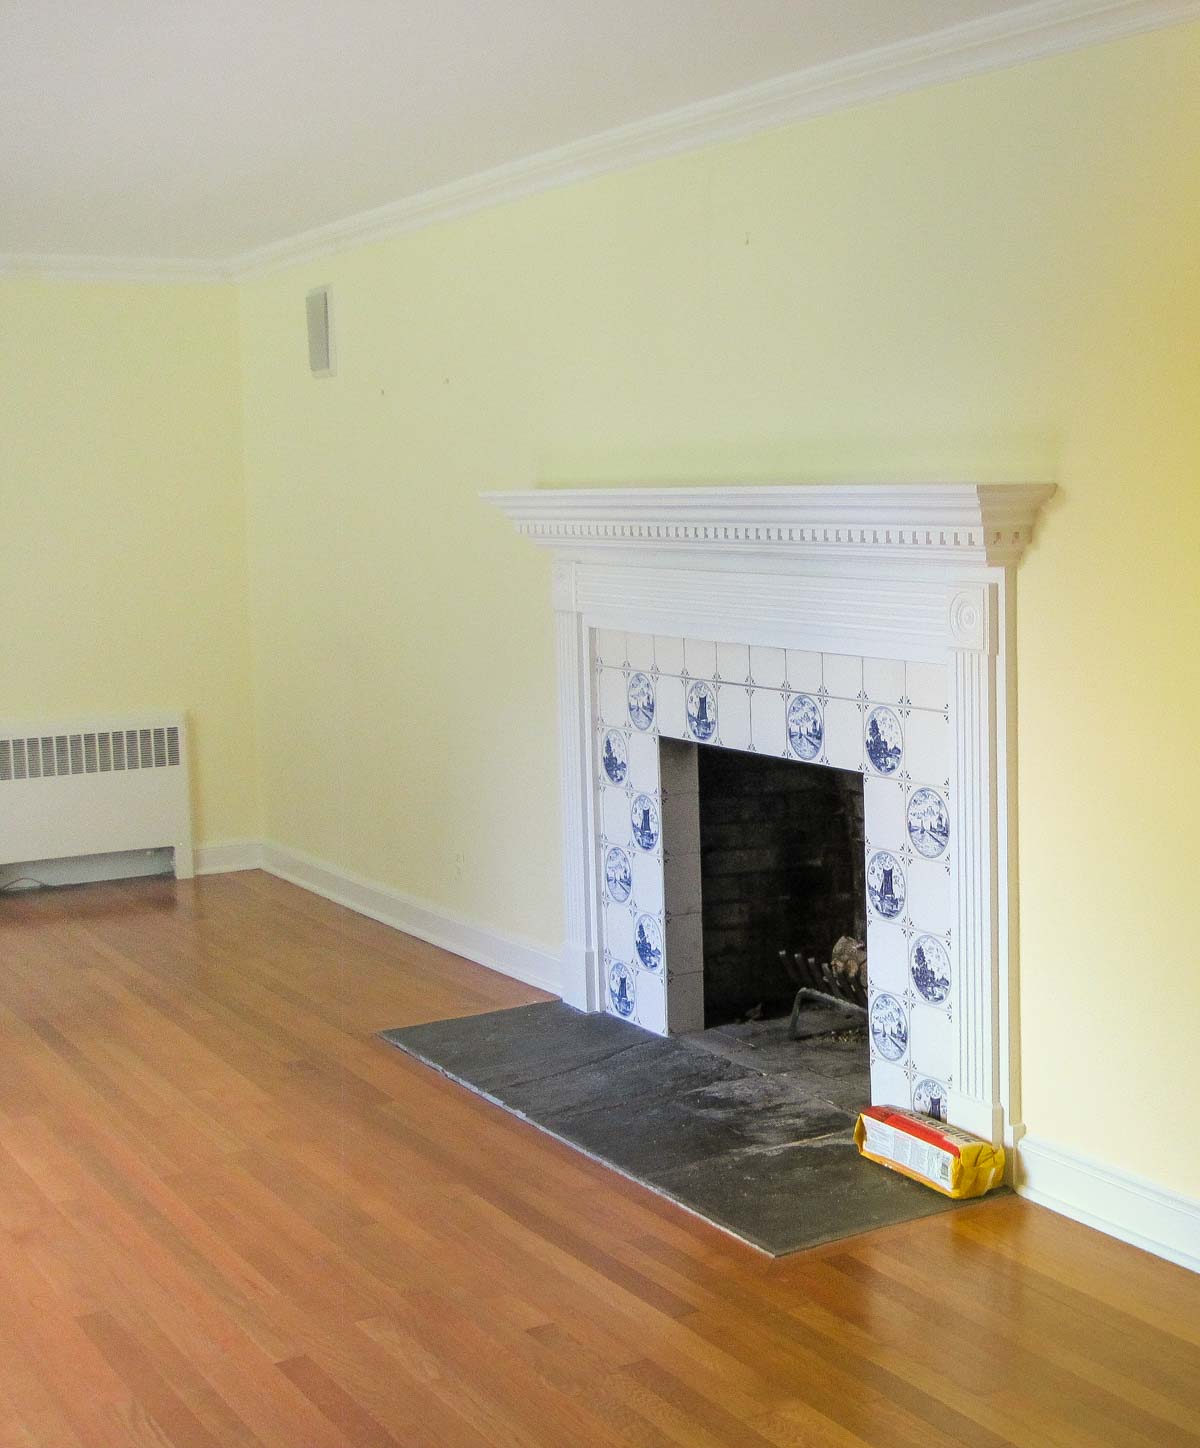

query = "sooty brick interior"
[697,746,865,1027]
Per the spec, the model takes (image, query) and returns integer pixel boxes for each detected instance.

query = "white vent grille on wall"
[306,285,334,377]
[0,713,194,879]
[0,725,181,782]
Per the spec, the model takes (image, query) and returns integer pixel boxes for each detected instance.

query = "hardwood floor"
[0,872,1196,1447]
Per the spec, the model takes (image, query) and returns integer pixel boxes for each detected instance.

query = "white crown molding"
[485,483,1057,568]
[225,0,1200,277]
[0,251,229,285]
[4,0,1197,285]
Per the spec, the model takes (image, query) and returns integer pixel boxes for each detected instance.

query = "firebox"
[659,739,866,1027]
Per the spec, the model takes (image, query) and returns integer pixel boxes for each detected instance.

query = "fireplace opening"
[661,738,866,1032]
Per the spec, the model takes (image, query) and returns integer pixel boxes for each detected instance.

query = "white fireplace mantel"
[485,482,1056,569]
[487,482,1055,1151]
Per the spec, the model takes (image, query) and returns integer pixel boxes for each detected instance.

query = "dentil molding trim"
[485,484,1057,569]
[4,0,1197,283]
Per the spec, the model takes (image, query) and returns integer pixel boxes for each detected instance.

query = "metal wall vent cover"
[0,726,181,783]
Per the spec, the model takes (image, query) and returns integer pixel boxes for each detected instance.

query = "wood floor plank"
[1,872,1197,1447]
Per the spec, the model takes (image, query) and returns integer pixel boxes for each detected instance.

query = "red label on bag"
[859,1104,964,1158]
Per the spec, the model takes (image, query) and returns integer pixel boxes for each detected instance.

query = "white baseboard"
[194,840,264,875]
[258,840,562,997]
[1018,1135,1200,1275]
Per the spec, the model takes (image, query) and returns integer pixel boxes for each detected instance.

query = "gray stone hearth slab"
[380,1000,990,1255]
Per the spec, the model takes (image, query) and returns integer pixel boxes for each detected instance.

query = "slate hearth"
[381,1000,984,1255]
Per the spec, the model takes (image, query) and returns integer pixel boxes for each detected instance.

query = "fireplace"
[487,483,1054,1149]
[661,738,865,1028]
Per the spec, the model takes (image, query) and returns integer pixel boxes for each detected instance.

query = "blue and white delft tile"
[600,787,631,844]
[869,991,909,1062]
[626,729,660,789]
[716,642,749,684]
[604,901,636,962]
[607,960,637,1018]
[823,653,863,699]
[654,635,686,675]
[910,934,952,1006]
[785,693,824,761]
[904,710,950,786]
[600,728,628,785]
[867,850,906,920]
[627,671,655,731]
[907,856,953,936]
[785,648,822,693]
[869,1059,910,1111]
[717,685,751,751]
[909,1004,954,1081]
[907,787,950,858]
[685,680,718,742]
[653,674,687,738]
[863,657,906,706]
[630,793,660,851]
[912,1076,950,1122]
[594,630,626,670]
[863,774,906,849]
[631,849,665,913]
[683,637,717,679]
[822,698,863,771]
[635,969,668,1034]
[603,846,633,903]
[626,633,655,672]
[906,661,949,712]
[865,705,904,775]
[750,688,788,757]
[598,668,628,726]
[865,918,908,993]
[634,913,664,972]
[749,645,787,689]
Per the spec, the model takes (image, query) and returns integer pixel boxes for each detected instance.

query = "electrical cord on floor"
[0,877,48,892]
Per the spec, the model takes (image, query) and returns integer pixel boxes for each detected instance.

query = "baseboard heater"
[0,712,194,882]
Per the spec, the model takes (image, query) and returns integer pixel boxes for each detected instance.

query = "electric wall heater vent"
[0,712,194,879]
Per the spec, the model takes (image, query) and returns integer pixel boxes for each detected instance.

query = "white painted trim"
[0,252,229,285]
[194,840,264,875]
[1019,1135,1200,1274]
[486,483,1056,569]
[259,842,562,997]
[229,0,1200,277]
[4,0,1197,284]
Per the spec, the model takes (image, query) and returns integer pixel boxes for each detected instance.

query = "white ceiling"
[0,1,1192,270]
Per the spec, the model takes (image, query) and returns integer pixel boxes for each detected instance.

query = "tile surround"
[594,632,953,1105]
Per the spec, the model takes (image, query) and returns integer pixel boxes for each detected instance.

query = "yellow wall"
[238,23,1200,1196]
[1,279,258,845]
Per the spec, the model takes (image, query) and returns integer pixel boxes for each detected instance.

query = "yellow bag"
[854,1105,1006,1199]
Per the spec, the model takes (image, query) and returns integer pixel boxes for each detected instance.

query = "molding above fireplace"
[484,483,1056,568]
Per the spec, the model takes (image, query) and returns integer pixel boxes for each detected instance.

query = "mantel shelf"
[484,482,1056,568]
